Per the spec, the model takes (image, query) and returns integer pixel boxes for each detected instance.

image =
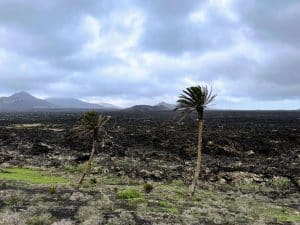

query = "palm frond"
[175,85,216,120]
[72,111,111,138]
[176,107,195,123]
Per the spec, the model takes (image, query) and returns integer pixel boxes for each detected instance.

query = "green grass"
[0,168,68,184]
[264,207,300,223]
[116,188,143,199]
[270,177,291,191]
[116,188,145,207]
[159,200,179,214]
[277,213,300,222]
[64,162,90,173]
[100,175,140,185]
[158,180,187,201]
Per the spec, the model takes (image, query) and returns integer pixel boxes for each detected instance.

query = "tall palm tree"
[175,85,216,196]
[72,111,111,187]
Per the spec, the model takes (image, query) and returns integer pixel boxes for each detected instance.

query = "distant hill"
[124,102,175,112]
[154,102,175,110]
[0,91,54,111]
[0,92,120,111]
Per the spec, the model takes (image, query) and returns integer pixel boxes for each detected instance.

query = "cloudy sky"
[0,0,299,109]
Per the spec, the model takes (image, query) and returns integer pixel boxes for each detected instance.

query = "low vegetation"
[143,183,154,193]
[116,188,143,199]
[0,168,68,184]
[0,168,299,224]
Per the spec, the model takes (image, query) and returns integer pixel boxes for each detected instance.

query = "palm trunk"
[189,115,203,196]
[78,129,97,187]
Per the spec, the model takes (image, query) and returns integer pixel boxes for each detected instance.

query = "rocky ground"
[0,110,299,224]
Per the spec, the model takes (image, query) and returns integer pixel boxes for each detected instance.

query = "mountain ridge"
[0,91,177,112]
[0,92,119,111]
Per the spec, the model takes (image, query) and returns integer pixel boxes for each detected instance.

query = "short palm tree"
[72,111,111,187]
[175,85,216,196]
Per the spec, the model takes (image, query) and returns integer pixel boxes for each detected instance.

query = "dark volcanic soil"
[0,110,299,184]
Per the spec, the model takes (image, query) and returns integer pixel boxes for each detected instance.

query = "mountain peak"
[0,91,53,111]
[154,102,175,110]
[156,101,169,106]
[125,102,175,112]
[10,91,34,98]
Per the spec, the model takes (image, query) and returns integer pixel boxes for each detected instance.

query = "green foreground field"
[0,166,299,225]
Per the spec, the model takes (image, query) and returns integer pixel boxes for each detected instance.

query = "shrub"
[90,177,97,184]
[49,185,57,195]
[7,195,24,207]
[143,183,154,193]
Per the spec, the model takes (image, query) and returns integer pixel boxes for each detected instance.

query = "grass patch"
[158,180,187,201]
[116,188,143,200]
[277,213,300,222]
[64,162,90,173]
[100,175,140,185]
[270,177,291,191]
[169,179,185,186]
[116,188,145,207]
[0,168,68,184]
[6,195,25,207]
[150,200,180,215]
[264,207,300,223]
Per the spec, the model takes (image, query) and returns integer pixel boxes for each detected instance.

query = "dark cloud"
[0,1,84,58]
[234,0,300,47]
[230,0,300,101]
[136,0,238,54]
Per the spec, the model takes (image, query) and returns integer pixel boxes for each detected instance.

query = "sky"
[0,0,299,109]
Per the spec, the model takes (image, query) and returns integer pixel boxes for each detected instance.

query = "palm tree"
[175,85,216,196]
[72,111,111,187]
